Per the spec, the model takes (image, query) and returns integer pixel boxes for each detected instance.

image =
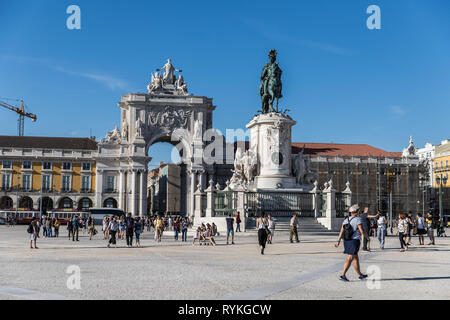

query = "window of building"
[436,162,438,169]
[81,176,90,192]
[106,176,115,192]
[42,175,51,191]
[63,162,72,170]
[441,161,443,170]
[23,161,32,169]
[1,173,11,190]
[22,174,32,191]
[43,162,52,170]
[2,161,12,169]
[82,163,91,171]
[446,160,449,169]
[62,175,71,192]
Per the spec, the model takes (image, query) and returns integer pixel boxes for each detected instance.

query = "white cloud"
[1,55,129,90]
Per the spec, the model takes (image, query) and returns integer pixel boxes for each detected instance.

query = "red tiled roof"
[0,136,98,150]
[292,142,401,158]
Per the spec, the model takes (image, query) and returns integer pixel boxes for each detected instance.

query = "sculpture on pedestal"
[156,58,182,85]
[175,75,188,95]
[230,147,258,189]
[102,126,121,144]
[259,49,283,114]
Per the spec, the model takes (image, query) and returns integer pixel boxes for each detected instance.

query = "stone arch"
[38,197,54,213]
[0,196,13,210]
[78,197,93,211]
[19,196,33,210]
[58,197,73,209]
[103,198,118,208]
[145,128,192,162]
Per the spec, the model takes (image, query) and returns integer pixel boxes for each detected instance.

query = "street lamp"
[435,174,448,229]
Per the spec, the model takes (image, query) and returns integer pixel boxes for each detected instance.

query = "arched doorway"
[0,196,13,210]
[19,197,33,210]
[58,197,73,209]
[78,198,93,211]
[103,198,118,208]
[38,197,54,213]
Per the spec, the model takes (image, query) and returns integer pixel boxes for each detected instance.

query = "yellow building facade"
[433,140,450,189]
[0,136,98,212]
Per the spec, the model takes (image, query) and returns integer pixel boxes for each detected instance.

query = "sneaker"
[339,275,349,282]
[359,274,368,280]
[232,242,235,245]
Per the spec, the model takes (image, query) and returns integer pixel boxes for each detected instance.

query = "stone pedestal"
[247,113,297,190]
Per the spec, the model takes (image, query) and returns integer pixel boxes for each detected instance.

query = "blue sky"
[1,0,449,166]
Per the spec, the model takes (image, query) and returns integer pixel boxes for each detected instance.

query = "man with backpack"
[335,204,370,282]
[28,218,39,249]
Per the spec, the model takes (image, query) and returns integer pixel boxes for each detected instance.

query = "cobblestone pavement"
[0,226,449,300]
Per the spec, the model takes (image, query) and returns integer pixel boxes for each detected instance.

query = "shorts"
[343,239,361,255]
[417,228,426,235]
[30,233,37,241]
[270,229,275,236]
[226,228,234,237]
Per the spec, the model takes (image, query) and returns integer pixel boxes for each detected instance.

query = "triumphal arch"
[95,59,217,217]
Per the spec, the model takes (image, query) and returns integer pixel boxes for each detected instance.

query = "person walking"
[102,217,109,240]
[267,215,275,244]
[426,212,435,245]
[398,213,409,252]
[72,215,80,242]
[87,217,95,240]
[67,219,73,239]
[107,216,118,248]
[118,216,125,240]
[376,212,387,250]
[256,212,269,255]
[226,213,235,245]
[125,213,135,247]
[42,216,47,238]
[155,215,164,242]
[54,218,60,238]
[416,213,426,245]
[335,204,369,282]
[173,217,180,241]
[289,214,300,243]
[134,217,142,247]
[181,217,189,242]
[406,212,415,246]
[360,207,378,251]
[28,218,40,249]
[235,212,242,233]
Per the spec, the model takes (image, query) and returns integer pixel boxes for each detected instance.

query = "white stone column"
[189,170,197,218]
[118,170,125,210]
[131,169,137,216]
[194,183,204,222]
[205,179,215,218]
[139,169,147,217]
[95,169,104,208]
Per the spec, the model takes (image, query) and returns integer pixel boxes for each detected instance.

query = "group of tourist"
[4,215,16,227]
[192,223,217,246]
[102,213,143,248]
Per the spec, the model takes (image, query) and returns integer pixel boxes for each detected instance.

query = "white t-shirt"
[377,216,387,229]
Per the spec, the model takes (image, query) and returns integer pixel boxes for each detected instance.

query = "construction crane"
[0,99,37,136]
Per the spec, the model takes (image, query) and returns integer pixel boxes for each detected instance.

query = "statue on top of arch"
[147,58,188,95]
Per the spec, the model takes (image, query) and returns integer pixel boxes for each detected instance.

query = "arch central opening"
[147,138,187,217]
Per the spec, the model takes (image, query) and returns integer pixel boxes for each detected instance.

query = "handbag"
[265,225,271,236]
